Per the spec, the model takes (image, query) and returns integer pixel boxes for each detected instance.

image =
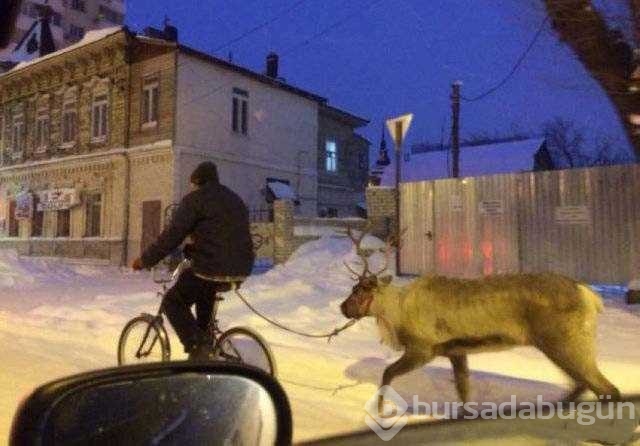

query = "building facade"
[0,26,369,265]
[0,0,125,61]
[317,105,369,217]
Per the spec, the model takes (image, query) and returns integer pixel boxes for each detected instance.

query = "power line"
[281,0,385,56]
[212,0,310,52]
[461,15,550,102]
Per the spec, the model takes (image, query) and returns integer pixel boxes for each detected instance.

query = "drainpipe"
[120,35,133,267]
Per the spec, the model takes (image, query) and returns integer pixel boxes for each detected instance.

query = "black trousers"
[162,268,222,352]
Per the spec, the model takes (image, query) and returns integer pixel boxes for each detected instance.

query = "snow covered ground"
[1,237,639,443]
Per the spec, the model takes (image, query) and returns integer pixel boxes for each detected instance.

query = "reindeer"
[340,228,620,410]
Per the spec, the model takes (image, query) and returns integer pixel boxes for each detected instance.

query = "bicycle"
[117,258,277,377]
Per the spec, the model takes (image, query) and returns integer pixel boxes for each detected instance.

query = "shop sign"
[37,188,80,211]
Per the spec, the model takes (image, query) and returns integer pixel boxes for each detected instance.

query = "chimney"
[266,52,278,78]
[163,24,178,42]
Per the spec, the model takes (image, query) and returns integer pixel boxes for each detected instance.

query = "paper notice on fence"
[478,200,503,215]
[554,206,591,225]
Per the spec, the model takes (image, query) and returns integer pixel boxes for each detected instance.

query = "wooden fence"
[400,163,640,284]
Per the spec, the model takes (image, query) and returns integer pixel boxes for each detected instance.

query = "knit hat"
[190,161,219,186]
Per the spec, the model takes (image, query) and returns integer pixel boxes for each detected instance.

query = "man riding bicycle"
[132,162,255,361]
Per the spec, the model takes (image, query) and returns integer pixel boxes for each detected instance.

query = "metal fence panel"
[400,163,640,284]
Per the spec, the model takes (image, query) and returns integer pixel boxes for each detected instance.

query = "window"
[62,101,77,145]
[91,94,108,142]
[35,110,49,152]
[141,78,159,127]
[98,5,124,24]
[0,114,4,165]
[84,193,102,237]
[56,209,70,237]
[325,140,337,172]
[52,12,62,27]
[68,24,85,41]
[11,112,25,157]
[8,200,18,237]
[358,151,367,170]
[31,195,43,237]
[71,0,85,12]
[232,88,248,135]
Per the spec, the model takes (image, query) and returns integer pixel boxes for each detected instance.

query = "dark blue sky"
[127,0,633,156]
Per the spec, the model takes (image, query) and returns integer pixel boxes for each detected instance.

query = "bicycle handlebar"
[152,258,191,284]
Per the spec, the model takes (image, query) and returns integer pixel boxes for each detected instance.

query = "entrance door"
[399,182,435,275]
[141,200,161,255]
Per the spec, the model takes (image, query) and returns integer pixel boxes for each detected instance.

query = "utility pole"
[386,114,413,276]
[451,81,462,178]
[394,120,402,276]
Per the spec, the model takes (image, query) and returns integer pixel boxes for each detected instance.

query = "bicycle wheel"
[118,315,170,365]
[213,327,277,377]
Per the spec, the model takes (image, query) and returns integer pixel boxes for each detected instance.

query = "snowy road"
[1,238,639,443]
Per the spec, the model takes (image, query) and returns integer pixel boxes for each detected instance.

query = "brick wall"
[366,186,397,239]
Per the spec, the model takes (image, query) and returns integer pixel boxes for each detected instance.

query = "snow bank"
[0,249,113,290]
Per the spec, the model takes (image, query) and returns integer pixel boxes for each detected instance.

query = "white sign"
[386,113,414,148]
[478,200,504,215]
[450,194,463,212]
[554,206,591,225]
[37,188,80,211]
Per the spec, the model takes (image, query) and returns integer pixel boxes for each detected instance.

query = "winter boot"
[187,341,213,361]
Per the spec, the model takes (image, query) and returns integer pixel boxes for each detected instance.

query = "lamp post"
[386,114,413,276]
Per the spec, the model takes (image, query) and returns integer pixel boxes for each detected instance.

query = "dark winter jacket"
[140,181,255,277]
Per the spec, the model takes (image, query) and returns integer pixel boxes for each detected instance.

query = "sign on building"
[554,205,591,225]
[37,188,80,211]
[478,200,504,215]
[15,192,33,219]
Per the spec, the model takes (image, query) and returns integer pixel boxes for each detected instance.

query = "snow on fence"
[399,163,640,284]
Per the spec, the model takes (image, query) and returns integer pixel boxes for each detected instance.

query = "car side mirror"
[10,362,292,446]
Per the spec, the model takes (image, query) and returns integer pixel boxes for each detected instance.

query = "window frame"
[34,108,50,153]
[84,192,102,237]
[325,139,338,173]
[61,88,78,148]
[8,200,18,237]
[0,113,4,166]
[10,111,25,160]
[91,94,109,143]
[56,209,71,238]
[71,0,85,13]
[141,77,159,129]
[31,194,44,237]
[231,88,249,136]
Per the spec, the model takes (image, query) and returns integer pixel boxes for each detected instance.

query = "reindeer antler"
[370,227,408,276]
[340,225,373,279]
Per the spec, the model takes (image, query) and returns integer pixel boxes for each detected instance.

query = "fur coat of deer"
[339,229,620,405]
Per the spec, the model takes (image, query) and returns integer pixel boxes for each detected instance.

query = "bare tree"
[542,0,640,158]
[542,117,588,167]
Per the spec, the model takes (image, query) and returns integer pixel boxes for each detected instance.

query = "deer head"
[340,226,394,319]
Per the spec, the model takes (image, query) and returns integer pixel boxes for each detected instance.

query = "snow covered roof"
[378,138,547,186]
[4,26,124,75]
[267,180,297,200]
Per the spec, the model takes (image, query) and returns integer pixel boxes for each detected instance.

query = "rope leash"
[233,288,357,343]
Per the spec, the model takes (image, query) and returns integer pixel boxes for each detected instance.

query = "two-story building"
[0,25,369,265]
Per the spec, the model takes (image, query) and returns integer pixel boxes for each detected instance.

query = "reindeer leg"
[378,349,432,414]
[560,383,588,403]
[449,354,470,404]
